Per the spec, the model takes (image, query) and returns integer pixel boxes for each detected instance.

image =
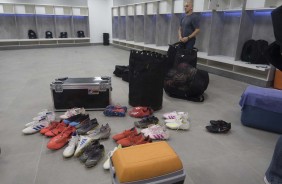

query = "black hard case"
[50,77,111,111]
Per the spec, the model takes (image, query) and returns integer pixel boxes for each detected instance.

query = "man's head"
[184,0,193,14]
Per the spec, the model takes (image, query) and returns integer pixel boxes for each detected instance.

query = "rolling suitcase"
[110,142,186,184]
[50,77,112,111]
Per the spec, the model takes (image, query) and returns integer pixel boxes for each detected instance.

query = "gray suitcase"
[110,161,186,184]
[50,77,112,111]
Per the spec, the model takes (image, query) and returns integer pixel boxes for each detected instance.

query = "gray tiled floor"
[0,46,279,184]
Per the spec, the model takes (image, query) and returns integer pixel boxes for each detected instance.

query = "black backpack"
[28,30,37,39]
[241,39,269,64]
[77,31,85,38]
[45,31,53,39]
[60,32,68,38]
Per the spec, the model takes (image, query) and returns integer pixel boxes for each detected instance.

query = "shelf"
[136,4,145,15]
[35,5,54,15]
[173,0,184,14]
[159,0,172,14]
[147,2,157,15]
[128,5,135,16]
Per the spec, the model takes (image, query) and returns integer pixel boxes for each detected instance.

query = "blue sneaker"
[103,105,127,117]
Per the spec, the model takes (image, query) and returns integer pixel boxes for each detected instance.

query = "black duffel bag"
[129,50,167,110]
[164,62,209,102]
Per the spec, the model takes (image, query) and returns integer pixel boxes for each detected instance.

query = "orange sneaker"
[112,127,137,141]
[45,122,67,137]
[117,133,144,147]
[47,126,76,150]
[129,107,153,118]
[40,121,60,135]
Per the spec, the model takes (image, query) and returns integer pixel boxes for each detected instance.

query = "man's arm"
[178,27,183,41]
[182,28,200,43]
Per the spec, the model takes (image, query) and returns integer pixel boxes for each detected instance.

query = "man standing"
[178,0,200,49]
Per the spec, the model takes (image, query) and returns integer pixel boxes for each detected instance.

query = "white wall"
[88,0,113,43]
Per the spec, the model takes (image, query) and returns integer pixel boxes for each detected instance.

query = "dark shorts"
[185,38,196,49]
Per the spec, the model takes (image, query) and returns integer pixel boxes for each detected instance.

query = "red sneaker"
[129,107,153,118]
[45,122,67,137]
[40,121,60,135]
[112,127,137,141]
[135,136,152,145]
[47,126,76,150]
[116,133,144,147]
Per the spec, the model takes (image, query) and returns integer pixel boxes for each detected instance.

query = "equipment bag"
[129,50,167,110]
[164,62,209,102]
[265,42,282,71]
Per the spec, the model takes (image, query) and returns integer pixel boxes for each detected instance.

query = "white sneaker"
[60,108,86,119]
[33,111,55,121]
[63,131,79,158]
[103,144,122,170]
[163,111,185,119]
[73,135,93,157]
[142,125,170,140]
[165,113,190,130]
[22,118,50,134]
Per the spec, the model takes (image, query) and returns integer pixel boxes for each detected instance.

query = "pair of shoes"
[165,113,190,130]
[113,127,151,147]
[134,116,159,128]
[206,120,231,133]
[79,141,105,168]
[129,107,153,118]
[47,126,76,150]
[40,121,61,135]
[141,125,170,140]
[59,107,86,119]
[103,144,122,170]
[22,112,56,135]
[31,110,55,122]
[63,131,79,158]
[63,114,90,127]
[44,122,68,137]
[163,111,185,119]
[112,127,138,141]
[24,110,55,127]
[117,133,152,147]
[76,118,99,135]
[103,105,127,117]
[87,124,111,140]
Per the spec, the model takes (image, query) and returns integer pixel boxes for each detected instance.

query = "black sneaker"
[77,118,99,135]
[79,140,100,163]
[206,122,231,133]
[85,145,105,168]
[134,116,159,128]
[210,120,230,127]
